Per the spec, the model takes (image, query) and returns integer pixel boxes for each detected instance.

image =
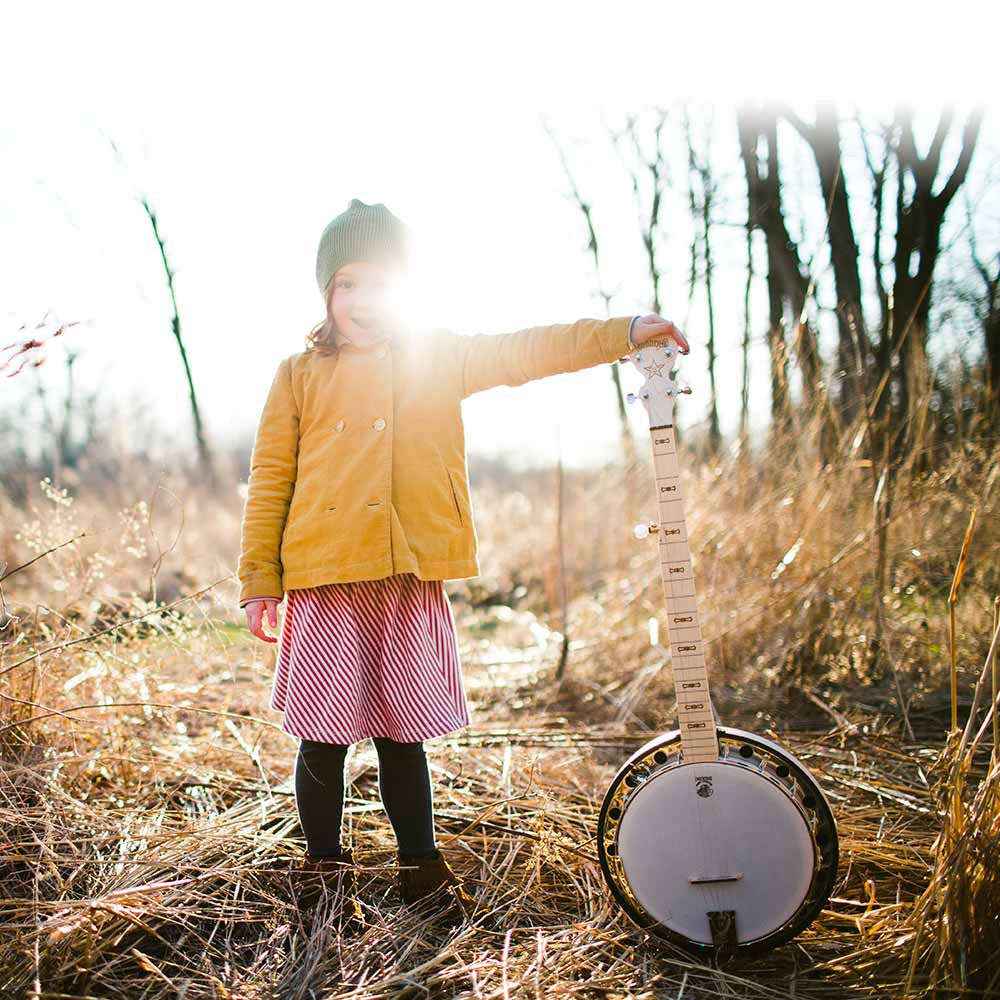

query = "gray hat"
[315,198,409,300]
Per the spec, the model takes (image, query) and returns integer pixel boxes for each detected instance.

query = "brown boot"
[396,848,477,926]
[294,845,364,932]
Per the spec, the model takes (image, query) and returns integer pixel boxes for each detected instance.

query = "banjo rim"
[596,724,839,956]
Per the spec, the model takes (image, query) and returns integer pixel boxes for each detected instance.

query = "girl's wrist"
[627,314,640,351]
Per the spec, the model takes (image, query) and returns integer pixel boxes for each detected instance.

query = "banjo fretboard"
[650,423,720,763]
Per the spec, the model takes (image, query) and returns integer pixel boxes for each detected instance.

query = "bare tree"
[737,101,991,476]
[871,107,983,461]
[682,106,722,455]
[738,104,794,436]
[889,107,983,453]
[968,207,1000,421]
[778,102,872,429]
[602,109,711,455]
[741,103,872,463]
[543,117,637,473]
[740,202,754,449]
[106,137,217,488]
[140,196,217,488]
[29,347,101,482]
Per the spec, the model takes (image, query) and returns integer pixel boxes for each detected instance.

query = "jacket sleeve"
[442,315,638,399]
[237,357,300,605]
[239,595,282,609]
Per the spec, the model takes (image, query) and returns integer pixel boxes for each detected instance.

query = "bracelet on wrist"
[627,315,639,351]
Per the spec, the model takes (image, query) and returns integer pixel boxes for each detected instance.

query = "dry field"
[1,416,998,999]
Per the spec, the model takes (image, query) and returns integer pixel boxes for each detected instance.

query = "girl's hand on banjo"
[632,314,689,353]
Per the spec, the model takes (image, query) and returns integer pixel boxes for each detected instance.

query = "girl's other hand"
[633,314,690,354]
[245,598,280,642]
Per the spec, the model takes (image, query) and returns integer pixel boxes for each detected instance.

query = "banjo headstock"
[620,339,691,427]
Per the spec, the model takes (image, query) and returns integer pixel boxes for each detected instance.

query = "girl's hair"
[306,278,338,354]
[304,278,340,356]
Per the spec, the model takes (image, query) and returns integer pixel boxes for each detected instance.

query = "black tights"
[294,736,438,860]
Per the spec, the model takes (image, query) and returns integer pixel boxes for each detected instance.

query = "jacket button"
[336,419,345,432]
[372,418,386,430]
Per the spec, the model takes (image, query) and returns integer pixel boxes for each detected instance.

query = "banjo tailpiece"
[708,910,738,957]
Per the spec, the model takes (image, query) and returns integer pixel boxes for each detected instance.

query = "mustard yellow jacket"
[236,314,638,607]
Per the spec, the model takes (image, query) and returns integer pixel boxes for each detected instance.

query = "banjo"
[596,338,838,958]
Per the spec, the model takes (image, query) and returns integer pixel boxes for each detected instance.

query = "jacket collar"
[334,315,416,352]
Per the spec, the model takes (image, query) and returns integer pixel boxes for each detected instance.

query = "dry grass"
[1,400,999,998]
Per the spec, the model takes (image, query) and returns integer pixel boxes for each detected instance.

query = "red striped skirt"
[270,572,471,744]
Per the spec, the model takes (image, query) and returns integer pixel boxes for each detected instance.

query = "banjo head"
[597,726,838,956]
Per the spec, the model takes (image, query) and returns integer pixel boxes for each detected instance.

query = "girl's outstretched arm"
[236,357,300,605]
[441,313,687,400]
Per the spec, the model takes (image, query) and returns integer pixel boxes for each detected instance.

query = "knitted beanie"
[315,198,409,300]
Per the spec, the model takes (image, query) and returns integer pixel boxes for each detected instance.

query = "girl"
[237,198,689,931]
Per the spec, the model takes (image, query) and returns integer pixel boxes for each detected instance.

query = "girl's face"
[329,259,400,349]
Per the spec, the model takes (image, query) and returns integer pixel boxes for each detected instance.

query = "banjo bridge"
[689,873,744,885]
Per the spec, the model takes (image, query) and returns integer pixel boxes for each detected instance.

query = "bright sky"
[2,1,995,470]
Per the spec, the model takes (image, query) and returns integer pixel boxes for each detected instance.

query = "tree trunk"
[142,197,217,489]
[684,109,722,455]
[779,102,872,430]
[888,106,983,464]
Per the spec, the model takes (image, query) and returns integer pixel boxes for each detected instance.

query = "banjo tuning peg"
[633,521,660,539]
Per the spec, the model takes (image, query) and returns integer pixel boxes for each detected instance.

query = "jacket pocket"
[445,468,464,525]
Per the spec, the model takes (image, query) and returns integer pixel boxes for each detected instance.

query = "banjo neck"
[623,339,719,764]
[650,422,720,763]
